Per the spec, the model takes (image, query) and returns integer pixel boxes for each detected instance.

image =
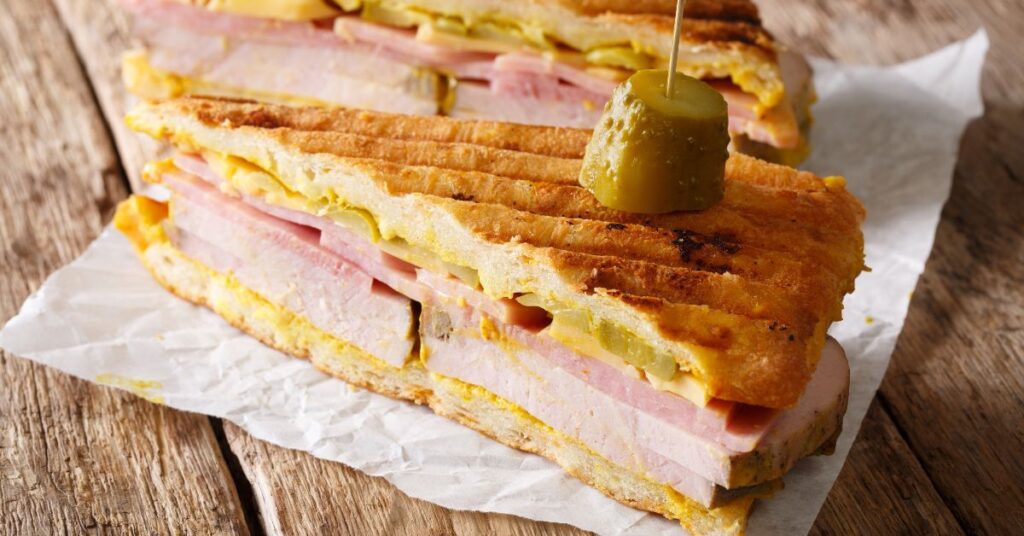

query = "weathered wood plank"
[878,108,1024,534]
[759,0,1023,102]
[809,401,963,535]
[51,0,165,189]
[0,0,248,533]
[223,421,586,535]
[762,0,1024,532]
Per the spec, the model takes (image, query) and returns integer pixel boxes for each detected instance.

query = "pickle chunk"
[580,69,729,213]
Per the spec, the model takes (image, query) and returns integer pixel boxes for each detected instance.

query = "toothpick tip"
[665,0,686,98]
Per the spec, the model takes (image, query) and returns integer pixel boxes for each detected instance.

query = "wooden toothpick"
[666,0,686,98]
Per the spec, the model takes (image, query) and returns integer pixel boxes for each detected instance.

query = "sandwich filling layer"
[137,157,849,504]
[123,0,808,152]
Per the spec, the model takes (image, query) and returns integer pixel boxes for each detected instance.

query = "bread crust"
[567,0,761,22]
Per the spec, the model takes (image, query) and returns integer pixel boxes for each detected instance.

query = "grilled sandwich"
[114,97,864,535]
[119,0,815,165]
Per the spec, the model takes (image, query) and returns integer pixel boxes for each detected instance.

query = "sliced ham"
[421,303,728,505]
[333,17,491,66]
[492,52,620,97]
[175,155,551,328]
[135,13,441,115]
[161,169,416,366]
[123,0,341,47]
[413,268,550,330]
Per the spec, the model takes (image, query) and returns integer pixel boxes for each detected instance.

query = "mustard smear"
[95,373,166,405]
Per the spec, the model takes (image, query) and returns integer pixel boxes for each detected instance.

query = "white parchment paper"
[1,32,988,535]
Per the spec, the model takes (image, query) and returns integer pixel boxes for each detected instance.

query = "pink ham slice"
[161,169,416,367]
[125,0,489,68]
[334,17,491,66]
[122,0,342,47]
[131,4,441,115]
[492,52,619,96]
[450,80,606,128]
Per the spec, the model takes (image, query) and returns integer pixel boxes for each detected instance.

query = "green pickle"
[584,46,652,71]
[579,69,729,213]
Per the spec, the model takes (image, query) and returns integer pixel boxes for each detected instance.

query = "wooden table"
[2,0,1021,533]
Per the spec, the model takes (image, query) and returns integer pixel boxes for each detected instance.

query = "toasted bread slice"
[127,97,865,408]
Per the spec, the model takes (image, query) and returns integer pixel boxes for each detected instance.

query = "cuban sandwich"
[113,97,864,535]
[119,0,816,165]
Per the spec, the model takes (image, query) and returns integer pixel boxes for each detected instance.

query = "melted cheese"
[177,0,341,21]
[546,317,713,407]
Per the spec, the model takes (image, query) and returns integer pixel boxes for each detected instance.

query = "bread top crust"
[566,0,761,22]
[128,97,865,408]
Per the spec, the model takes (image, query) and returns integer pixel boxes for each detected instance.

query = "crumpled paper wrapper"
[1,31,988,535]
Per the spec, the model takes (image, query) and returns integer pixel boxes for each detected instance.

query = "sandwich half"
[119,0,815,165]
[115,97,864,535]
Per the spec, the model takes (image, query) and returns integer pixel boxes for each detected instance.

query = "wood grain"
[879,107,1024,534]
[223,421,586,535]
[809,401,962,535]
[51,0,166,189]
[0,0,248,533]
[759,0,1024,102]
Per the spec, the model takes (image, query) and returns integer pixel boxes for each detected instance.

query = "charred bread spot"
[672,229,706,262]
[710,233,741,255]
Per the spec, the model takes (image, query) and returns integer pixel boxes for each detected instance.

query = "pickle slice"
[580,69,729,214]
[585,46,652,71]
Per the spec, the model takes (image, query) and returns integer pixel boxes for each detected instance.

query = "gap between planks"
[210,417,269,536]
[876,391,970,532]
